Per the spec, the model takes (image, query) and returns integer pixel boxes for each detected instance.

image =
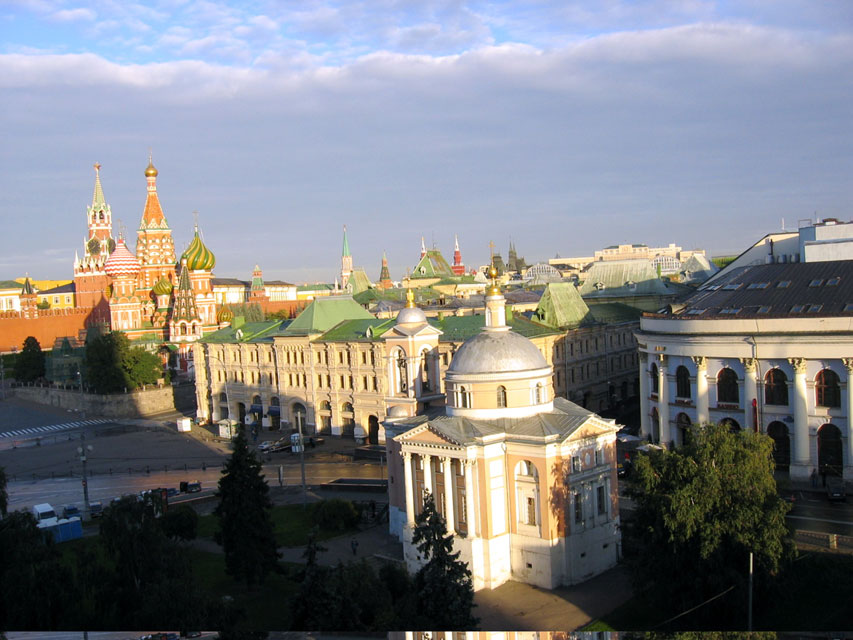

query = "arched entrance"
[368,415,379,445]
[818,423,843,477]
[237,402,246,424]
[651,407,660,444]
[676,413,692,447]
[341,402,355,437]
[292,403,307,434]
[269,397,281,430]
[720,417,741,432]
[767,421,790,471]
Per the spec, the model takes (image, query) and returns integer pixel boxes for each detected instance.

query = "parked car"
[62,504,81,520]
[180,481,202,493]
[89,501,103,518]
[166,487,179,498]
[257,441,275,452]
[826,476,847,502]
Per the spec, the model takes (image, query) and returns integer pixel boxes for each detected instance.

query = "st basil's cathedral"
[73,159,226,372]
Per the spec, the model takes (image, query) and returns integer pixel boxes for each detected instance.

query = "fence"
[795,529,853,553]
[7,458,227,483]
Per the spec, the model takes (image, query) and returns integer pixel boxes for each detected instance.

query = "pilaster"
[692,356,709,425]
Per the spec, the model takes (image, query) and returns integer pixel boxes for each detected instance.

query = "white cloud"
[50,7,96,22]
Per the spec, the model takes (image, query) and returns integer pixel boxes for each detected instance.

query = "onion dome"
[104,237,140,278]
[144,157,158,178]
[152,276,173,296]
[217,305,233,323]
[181,226,216,271]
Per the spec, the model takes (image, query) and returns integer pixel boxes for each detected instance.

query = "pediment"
[386,323,443,338]
[396,422,462,447]
[566,419,613,443]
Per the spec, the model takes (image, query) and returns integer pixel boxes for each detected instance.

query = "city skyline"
[3,1,852,283]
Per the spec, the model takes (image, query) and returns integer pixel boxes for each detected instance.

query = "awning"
[250,404,264,413]
[267,406,281,416]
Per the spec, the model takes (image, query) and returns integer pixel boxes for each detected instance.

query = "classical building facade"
[386,271,621,591]
[636,259,853,480]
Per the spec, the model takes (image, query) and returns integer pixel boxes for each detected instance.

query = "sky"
[2,1,852,284]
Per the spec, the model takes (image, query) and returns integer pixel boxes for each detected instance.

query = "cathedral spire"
[420,236,427,259]
[340,225,353,289]
[342,225,351,257]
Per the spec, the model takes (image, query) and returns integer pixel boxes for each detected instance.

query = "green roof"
[296,283,334,292]
[0,280,22,290]
[280,296,373,335]
[578,260,671,297]
[347,268,372,295]
[586,302,644,323]
[318,318,396,342]
[432,314,559,342]
[411,250,454,279]
[534,282,591,329]
[200,320,285,344]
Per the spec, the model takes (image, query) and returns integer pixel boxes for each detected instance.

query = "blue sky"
[2,1,852,283]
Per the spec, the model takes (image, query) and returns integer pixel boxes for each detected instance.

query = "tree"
[84,331,162,393]
[625,424,794,625]
[410,491,477,629]
[159,504,199,542]
[13,336,45,382]
[215,424,281,586]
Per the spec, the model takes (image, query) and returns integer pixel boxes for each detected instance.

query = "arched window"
[320,400,331,412]
[497,385,507,408]
[420,349,431,391]
[342,402,354,414]
[219,392,227,402]
[816,369,840,408]
[675,366,691,399]
[650,362,659,394]
[514,461,539,526]
[676,412,692,445]
[456,385,471,409]
[396,350,408,394]
[717,368,739,404]
[764,369,789,406]
[720,417,741,432]
[818,423,843,475]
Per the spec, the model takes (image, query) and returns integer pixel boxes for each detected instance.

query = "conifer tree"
[214,424,280,586]
[411,491,477,629]
[14,336,45,383]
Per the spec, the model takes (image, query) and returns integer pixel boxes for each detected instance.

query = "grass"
[197,501,359,547]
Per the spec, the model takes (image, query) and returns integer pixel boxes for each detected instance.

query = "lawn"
[197,501,359,547]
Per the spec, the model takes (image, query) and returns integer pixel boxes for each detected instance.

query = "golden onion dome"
[217,305,233,323]
[486,265,501,296]
[181,227,216,271]
[144,157,158,178]
[152,276,173,296]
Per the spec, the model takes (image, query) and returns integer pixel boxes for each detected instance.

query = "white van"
[33,503,57,524]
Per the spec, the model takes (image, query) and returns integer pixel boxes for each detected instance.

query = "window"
[777,281,791,288]
[597,485,606,515]
[526,497,537,525]
[720,308,741,314]
[675,365,691,399]
[456,385,471,409]
[790,305,805,313]
[686,309,706,315]
[809,279,824,287]
[758,306,772,314]
[571,456,581,472]
[845,303,853,312]
[827,277,841,286]
[594,448,603,466]
[574,491,583,524]
[808,304,823,313]
[816,369,841,408]
[650,362,659,394]
[722,283,743,290]
[747,282,769,290]
[497,385,507,408]
[764,369,789,406]
[717,368,739,404]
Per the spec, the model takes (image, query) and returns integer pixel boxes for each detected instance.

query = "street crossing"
[0,418,110,439]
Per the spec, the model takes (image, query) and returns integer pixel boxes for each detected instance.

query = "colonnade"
[401,451,476,536]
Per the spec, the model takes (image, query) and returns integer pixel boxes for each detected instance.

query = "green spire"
[92,163,106,208]
[21,277,34,295]
[342,225,350,257]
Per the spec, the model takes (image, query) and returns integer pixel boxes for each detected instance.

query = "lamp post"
[77,367,85,420]
[77,433,92,520]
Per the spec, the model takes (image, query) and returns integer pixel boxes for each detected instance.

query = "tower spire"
[420,236,427,259]
[92,163,106,208]
[340,224,353,289]
[342,225,351,257]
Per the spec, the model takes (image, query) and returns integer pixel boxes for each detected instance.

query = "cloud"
[50,7,96,22]
[2,21,852,279]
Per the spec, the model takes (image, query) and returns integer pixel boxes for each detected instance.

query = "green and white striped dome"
[181,227,216,271]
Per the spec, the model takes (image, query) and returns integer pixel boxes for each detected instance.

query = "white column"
[658,355,670,444]
[402,452,415,526]
[790,358,810,469]
[742,358,758,431]
[639,352,650,438]
[464,460,476,537]
[845,359,853,473]
[693,356,709,426]
[423,454,433,496]
[443,457,456,533]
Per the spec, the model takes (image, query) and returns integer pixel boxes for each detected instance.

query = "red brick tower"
[135,156,177,292]
[73,163,114,319]
[451,234,466,276]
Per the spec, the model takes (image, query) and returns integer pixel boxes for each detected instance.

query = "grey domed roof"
[387,405,409,418]
[396,306,427,325]
[448,330,548,374]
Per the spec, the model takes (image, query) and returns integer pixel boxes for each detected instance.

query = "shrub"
[313,499,359,532]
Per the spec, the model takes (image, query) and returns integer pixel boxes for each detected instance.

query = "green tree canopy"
[215,424,280,587]
[411,491,478,630]
[14,336,45,382]
[84,332,162,393]
[625,424,793,625]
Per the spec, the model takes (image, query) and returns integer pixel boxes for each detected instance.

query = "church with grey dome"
[385,267,622,591]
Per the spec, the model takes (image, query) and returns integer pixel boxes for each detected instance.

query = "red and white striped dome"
[104,237,141,278]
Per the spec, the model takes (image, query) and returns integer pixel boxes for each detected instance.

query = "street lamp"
[77,433,93,520]
[76,367,85,420]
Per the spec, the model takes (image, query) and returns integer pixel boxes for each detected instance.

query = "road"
[8,461,385,513]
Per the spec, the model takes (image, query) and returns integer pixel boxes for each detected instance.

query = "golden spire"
[487,240,500,296]
[144,151,158,178]
[405,288,416,308]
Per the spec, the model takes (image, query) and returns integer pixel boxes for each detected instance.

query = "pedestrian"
[810,468,818,488]
[351,538,359,556]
